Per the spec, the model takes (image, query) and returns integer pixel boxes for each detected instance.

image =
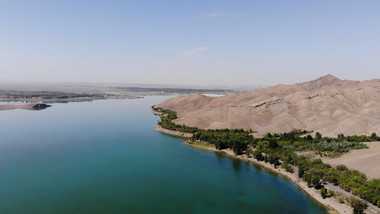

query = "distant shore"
[152,120,353,214]
[0,95,138,104]
[0,84,233,104]
[0,103,51,111]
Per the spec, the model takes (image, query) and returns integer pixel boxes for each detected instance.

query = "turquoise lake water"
[0,97,326,214]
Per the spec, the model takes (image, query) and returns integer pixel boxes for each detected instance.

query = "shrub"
[350,197,367,214]
[321,187,327,199]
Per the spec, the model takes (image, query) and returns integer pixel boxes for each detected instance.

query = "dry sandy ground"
[157,74,380,137]
[324,142,380,180]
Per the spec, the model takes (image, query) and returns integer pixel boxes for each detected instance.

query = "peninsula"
[0,103,51,111]
[153,75,380,214]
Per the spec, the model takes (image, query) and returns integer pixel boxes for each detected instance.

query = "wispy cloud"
[200,12,235,18]
[199,11,253,19]
[180,47,210,56]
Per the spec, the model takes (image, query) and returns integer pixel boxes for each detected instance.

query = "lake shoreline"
[153,120,353,214]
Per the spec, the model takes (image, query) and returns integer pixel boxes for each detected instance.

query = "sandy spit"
[0,104,40,111]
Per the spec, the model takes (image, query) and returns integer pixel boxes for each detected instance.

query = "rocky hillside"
[156,75,380,137]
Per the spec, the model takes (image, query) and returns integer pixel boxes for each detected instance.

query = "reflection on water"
[231,158,242,173]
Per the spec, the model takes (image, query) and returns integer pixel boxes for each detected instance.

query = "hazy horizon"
[1,1,379,86]
[0,73,377,90]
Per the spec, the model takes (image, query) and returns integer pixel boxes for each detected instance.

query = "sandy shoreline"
[153,122,354,214]
[197,145,353,214]
[155,124,193,138]
[151,108,193,138]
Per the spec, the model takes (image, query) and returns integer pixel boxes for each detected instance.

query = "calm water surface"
[0,97,326,213]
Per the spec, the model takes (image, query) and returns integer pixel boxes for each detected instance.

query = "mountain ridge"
[156,75,380,137]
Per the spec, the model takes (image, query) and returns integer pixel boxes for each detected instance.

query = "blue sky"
[1,0,379,86]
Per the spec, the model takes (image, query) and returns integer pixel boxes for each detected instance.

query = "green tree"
[281,162,294,173]
[298,166,304,178]
[336,165,348,171]
[371,132,378,140]
[246,148,253,158]
[306,176,313,187]
[316,132,322,139]
[253,150,264,161]
[338,197,345,204]
[321,187,327,199]
[311,175,322,189]
[350,197,367,214]
[269,139,278,149]
[328,189,334,197]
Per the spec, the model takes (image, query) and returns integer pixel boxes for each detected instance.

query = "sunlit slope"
[157,75,380,137]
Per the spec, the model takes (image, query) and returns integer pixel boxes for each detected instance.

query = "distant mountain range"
[156,75,380,137]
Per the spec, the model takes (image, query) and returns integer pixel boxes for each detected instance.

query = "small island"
[0,103,51,111]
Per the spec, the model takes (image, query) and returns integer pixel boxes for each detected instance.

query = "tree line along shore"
[152,106,380,214]
[0,91,137,103]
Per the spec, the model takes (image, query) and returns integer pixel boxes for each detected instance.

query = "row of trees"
[192,130,251,154]
[153,106,251,154]
[312,132,379,142]
[153,106,200,133]
[261,130,370,154]
[3,91,105,99]
[153,106,380,210]
[254,137,380,208]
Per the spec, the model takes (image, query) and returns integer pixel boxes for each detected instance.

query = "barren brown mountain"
[156,75,380,137]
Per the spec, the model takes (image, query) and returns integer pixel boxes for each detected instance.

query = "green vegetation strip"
[0,91,107,100]
[153,106,380,211]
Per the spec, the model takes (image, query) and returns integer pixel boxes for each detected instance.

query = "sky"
[1,0,379,86]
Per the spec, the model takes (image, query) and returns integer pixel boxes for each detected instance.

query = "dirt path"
[326,183,379,214]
